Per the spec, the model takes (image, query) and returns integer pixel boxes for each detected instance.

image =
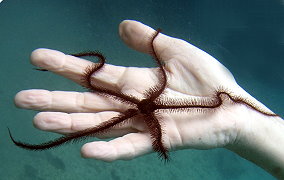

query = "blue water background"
[0,0,283,179]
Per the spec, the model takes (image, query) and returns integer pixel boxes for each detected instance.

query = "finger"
[119,20,191,61]
[30,48,156,96]
[81,133,152,161]
[30,48,127,87]
[33,112,140,138]
[119,20,225,68]
[31,48,90,84]
[15,90,130,113]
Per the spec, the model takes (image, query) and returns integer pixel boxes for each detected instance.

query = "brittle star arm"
[155,92,278,117]
[79,51,140,105]
[8,109,139,150]
[143,113,169,160]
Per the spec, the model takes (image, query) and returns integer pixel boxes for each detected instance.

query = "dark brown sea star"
[8,29,278,161]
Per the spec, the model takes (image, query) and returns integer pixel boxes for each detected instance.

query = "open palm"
[14,20,269,161]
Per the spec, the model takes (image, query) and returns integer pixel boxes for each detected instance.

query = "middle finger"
[15,90,131,113]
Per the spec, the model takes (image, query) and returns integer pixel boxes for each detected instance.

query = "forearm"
[226,109,284,179]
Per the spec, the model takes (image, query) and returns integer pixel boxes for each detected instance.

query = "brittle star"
[8,29,278,161]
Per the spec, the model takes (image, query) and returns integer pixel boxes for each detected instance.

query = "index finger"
[30,48,126,87]
[30,48,159,97]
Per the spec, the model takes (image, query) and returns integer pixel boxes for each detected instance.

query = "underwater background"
[0,0,283,179]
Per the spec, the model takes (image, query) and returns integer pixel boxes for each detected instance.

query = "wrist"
[226,107,284,179]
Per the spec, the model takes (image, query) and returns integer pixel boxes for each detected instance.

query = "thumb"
[119,20,156,54]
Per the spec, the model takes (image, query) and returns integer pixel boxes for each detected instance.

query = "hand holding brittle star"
[12,20,283,178]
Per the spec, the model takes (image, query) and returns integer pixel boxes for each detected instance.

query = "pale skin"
[14,20,284,179]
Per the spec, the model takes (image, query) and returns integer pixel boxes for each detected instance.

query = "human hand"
[14,20,275,161]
